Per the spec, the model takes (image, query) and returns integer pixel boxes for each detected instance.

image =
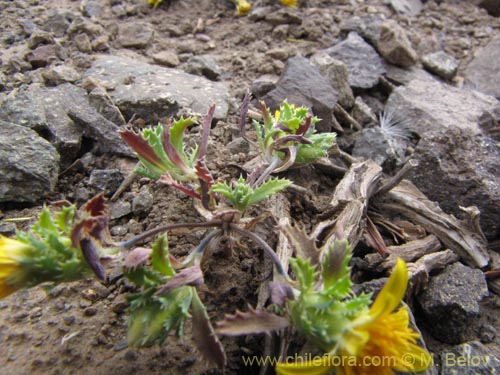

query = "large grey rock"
[323,32,386,90]
[418,262,488,344]
[465,34,500,99]
[422,50,458,80]
[386,79,500,136]
[261,56,338,132]
[385,65,437,86]
[0,83,134,166]
[377,20,418,68]
[83,55,230,121]
[410,128,500,239]
[439,341,500,374]
[0,121,59,203]
[310,52,354,109]
[339,14,386,47]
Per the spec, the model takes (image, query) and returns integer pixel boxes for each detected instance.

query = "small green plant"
[244,98,336,184]
[217,240,432,375]
[0,194,115,298]
[0,97,431,374]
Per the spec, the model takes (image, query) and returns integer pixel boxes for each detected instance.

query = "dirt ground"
[1,0,500,374]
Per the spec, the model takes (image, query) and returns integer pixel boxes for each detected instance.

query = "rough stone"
[410,128,500,239]
[389,0,423,16]
[339,14,386,47]
[152,51,180,67]
[377,20,418,68]
[226,137,250,155]
[132,188,154,217]
[0,121,59,203]
[351,96,377,126]
[422,51,458,80]
[44,11,72,37]
[27,30,55,49]
[439,341,500,374]
[418,262,488,344]
[110,200,132,220]
[464,34,500,99]
[82,0,105,18]
[323,32,386,90]
[0,87,47,132]
[117,22,154,49]
[310,52,354,109]
[42,65,81,86]
[352,125,410,170]
[184,55,222,81]
[261,56,338,132]
[89,169,123,195]
[67,16,105,38]
[88,87,126,126]
[384,65,436,86]
[25,44,60,68]
[83,55,230,122]
[251,75,278,98]
[73,33,93,53]
[385,79,500,137]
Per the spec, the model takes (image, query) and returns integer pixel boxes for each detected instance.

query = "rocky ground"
[1,0,500,374]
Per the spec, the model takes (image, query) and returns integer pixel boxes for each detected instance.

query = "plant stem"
[229,224,289,280]
[182,229,223,266]
[253,156,280,187]
[118,221,223,249]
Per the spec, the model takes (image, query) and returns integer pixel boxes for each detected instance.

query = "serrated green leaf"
[290,257,317,294]
[151,235,175,277]
[247,178,291,206]
[169,117,196,160]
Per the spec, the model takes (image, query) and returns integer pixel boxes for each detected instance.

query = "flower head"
[280,0,298,8]
[276,258,432,375]
[0,236,32,298]
[235,0,252,15]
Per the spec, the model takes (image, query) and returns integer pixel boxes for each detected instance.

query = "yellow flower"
[148,0,163,9]
[235,0,252,16]
[280,0,298,8]
[0,236,31,298]
[276,258,432,375]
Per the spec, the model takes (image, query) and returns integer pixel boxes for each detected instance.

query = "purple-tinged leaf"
[246,163,265,187]
[80,237,106,280]
[271,135,313,149]
[216,306,289,336]
[191,291,227,368]
[259,101,272,125]
[273,146,297,173]
[161,125,190,172]
[269,281,295,306]
[274,122,293,133]
[119,130,164,169]
[82,193,108,217]
[195,160,214,187]
[155,264,204,296]
[159,173,201,200]
[124,247,152,269]
[239,92,250,138]
[296,115,312,136]
[196,104,215,161]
